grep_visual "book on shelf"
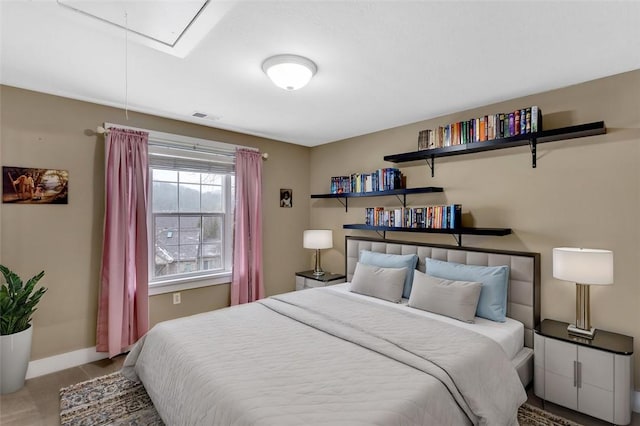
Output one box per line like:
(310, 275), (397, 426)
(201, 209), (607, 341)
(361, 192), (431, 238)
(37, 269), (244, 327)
(498, 113), (505, 138)
(531, 106), (541, 132)
(479, 119), (484, 142)
(330, 168), (405, 194)
(510, 113), (516, 136)
(418, 130), (429, 150)
(364, 204), (461, 230)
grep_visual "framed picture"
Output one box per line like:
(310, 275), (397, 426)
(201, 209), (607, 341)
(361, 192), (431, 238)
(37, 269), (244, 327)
(280, 188), (292, 208)
(2, 166), (69, 204)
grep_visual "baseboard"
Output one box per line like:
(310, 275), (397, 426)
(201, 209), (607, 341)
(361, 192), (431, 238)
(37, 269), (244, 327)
(635, 391), (640, 413)
(26, 347), (108, 379)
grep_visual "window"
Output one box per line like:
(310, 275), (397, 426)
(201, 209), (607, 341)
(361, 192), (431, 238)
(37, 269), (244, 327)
(151, 170), (233, 278)
(147, 140), (236, 292)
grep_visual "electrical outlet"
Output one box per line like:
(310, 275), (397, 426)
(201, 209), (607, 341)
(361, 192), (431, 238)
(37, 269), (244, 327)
(172, 292), (181, 305)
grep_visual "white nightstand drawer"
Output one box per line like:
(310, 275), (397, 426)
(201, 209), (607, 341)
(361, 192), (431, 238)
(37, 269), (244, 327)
(545, 370), (577, 410)
(579, 346), (613, 391)
(579, 382), (614, 421)
(545, 339), (576, 377)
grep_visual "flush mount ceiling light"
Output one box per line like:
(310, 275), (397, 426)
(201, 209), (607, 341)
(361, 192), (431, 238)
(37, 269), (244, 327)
(262, 54), (317, 91)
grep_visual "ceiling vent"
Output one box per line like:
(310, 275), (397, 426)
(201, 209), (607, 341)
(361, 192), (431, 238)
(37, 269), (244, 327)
(192, 112), (221, 121)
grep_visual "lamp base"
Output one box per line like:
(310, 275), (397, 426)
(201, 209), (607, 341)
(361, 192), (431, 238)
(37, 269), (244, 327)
(567, 324), (596, 339)
(312, 249), (324, 276)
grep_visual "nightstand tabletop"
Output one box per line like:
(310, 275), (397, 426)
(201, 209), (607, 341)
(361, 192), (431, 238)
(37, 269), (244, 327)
(295, 270), (346, 283)
(535, 319), (633, 355)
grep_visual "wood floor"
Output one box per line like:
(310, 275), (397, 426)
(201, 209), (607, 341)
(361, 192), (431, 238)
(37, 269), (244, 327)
(0, 356), (638, 425)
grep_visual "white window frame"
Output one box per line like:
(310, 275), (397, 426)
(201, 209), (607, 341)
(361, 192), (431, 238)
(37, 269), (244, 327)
(104, 123), (253, 296)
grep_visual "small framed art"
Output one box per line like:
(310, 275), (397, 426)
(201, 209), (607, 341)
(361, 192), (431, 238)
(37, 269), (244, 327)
(280, 188), (292, 208)
(2, 166), (69, 204)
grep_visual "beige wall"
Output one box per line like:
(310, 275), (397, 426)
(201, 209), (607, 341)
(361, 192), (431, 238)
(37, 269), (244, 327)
(0, 85), (310, 359)
(1, 71), (638, 390)
(310, 70), (640, 390)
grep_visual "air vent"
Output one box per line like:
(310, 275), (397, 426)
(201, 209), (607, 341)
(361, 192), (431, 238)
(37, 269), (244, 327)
(192, 112), (221, 121)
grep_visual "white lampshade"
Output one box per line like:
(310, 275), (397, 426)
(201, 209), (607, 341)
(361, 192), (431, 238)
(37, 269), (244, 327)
(553, 247), (614, 285)
(303, 230), (333, 250)
(262, 54), (317, 91)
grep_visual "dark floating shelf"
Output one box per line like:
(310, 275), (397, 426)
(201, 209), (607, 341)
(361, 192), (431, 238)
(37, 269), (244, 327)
(311, 186), (443, 198)
(311, 186), (443, 211)
(343, 224), (512, 246)
(383, 121), (606, 176)
(343, 224), (511, 235)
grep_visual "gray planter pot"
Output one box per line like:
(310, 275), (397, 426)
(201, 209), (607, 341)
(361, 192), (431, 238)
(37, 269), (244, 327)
(0, 325), (32, 394)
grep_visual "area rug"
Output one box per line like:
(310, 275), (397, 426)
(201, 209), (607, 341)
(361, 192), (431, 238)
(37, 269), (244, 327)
(60, 371), (582, 425)
(59, 372), (163, 426)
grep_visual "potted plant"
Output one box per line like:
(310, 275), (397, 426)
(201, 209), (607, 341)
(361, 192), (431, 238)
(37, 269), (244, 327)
(0, 265), (46, 394)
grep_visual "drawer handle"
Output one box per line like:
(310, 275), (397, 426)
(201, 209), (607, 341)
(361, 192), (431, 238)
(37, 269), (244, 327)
(577, 361), (582, 389)
(573, 361), (577, 387)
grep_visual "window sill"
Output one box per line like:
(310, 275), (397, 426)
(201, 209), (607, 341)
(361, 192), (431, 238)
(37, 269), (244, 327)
(148, 272), (232, 296)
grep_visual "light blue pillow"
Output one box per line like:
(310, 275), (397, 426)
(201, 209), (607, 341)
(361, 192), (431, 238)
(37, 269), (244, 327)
(359, 250), (418, 298)
(426, 258), (509, 322)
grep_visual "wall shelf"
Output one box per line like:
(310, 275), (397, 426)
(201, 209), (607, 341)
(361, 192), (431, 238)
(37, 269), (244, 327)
(343, 224), (512, 246)
(383, 121), (606, 176)
(311, 186), (443, 212)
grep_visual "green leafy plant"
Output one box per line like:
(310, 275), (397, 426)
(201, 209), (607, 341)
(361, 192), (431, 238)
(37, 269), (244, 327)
(0, 265), (47, 335)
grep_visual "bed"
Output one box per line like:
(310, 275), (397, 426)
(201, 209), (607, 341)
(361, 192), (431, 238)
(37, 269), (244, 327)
(123, 236), (540, 425)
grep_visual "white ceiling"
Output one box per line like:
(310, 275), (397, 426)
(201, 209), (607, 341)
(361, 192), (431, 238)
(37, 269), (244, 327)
(1, 1), (639, 147)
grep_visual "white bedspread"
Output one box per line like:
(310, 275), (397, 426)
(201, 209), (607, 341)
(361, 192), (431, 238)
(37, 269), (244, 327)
(123, 288), (526, 425)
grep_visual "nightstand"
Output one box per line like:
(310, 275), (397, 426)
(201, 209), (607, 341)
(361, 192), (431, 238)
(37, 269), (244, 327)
(534, 319), (634, 425)
(295, 270), (346, 291)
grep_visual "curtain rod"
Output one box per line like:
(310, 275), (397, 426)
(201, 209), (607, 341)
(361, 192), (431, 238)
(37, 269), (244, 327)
(96, 124), (269, 160)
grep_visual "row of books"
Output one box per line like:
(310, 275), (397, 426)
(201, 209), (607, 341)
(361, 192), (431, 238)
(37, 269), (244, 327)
(365, 204), (462, 229)
(417, 106), (542, 150)
(330, 168), (405, 194)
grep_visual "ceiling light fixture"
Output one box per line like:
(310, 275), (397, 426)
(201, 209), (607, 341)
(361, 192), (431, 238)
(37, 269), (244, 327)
(262, 54), (317, 91)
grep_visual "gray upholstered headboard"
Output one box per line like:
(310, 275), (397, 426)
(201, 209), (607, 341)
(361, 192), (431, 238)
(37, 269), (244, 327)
(345, 236), (541, 348)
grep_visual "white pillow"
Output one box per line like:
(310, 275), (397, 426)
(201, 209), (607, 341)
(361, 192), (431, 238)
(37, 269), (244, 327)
(349, 262), (406, 303)
(408, 269), (482, 323)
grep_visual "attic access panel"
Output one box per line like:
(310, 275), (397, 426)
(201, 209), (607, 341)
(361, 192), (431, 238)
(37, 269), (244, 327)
(57, 0), (208, 47)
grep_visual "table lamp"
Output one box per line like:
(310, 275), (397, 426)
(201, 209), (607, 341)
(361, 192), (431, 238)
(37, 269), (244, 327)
(303, 230), (333, 276)
(552, 247), (614, 339)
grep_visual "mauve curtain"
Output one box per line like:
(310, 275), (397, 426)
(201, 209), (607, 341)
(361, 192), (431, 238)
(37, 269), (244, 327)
(96, 128), (150, 357)
(231, 149), (264, 305)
